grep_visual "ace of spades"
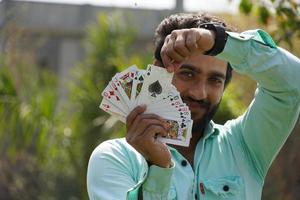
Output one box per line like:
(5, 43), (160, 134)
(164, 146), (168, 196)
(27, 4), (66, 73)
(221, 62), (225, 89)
(148, 80), (162, 97)
(136, 65), (173, 105)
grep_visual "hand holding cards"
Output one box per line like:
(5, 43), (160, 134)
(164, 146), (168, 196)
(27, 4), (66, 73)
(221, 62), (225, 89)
(100, 65), (193, 147)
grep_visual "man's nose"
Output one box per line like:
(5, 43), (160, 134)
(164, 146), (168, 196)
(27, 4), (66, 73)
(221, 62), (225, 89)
(188, 81), (208, 100)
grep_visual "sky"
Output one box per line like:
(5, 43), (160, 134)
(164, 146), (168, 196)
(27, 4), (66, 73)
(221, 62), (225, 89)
(8, 0), (241, 13)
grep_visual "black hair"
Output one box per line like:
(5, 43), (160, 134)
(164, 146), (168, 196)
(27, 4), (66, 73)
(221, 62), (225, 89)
(154, 13), (235, 86)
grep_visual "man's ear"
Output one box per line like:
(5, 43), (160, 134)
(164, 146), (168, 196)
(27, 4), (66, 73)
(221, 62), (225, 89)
(153, 59), (163, 67)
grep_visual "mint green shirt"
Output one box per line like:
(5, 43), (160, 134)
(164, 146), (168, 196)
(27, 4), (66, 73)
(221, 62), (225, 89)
(87, 30), (300, 200)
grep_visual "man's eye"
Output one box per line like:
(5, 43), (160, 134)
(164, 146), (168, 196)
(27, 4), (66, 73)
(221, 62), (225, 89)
(209, 77), (223, 84)
(180, 71), (194, 78)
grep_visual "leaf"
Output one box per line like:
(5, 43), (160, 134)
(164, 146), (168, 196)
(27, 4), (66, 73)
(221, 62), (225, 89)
(239, 0), (253, 14)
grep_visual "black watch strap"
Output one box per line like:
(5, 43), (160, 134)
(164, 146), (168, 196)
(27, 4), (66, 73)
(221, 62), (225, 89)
(199, 23), (228, 56)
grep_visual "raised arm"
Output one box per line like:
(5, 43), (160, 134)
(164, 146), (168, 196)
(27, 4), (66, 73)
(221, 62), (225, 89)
(217, 29), (300, 179)
(160, 27), (300, 180)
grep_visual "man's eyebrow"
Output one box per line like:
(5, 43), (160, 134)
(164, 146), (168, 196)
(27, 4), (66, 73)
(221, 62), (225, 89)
(180, 64), (226, 79)
(209, 71), (226, 80)
(180, 64), (200, 72)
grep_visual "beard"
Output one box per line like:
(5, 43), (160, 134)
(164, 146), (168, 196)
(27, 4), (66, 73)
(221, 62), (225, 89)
(191, 102), (220, 133)
(182, 96), (221, 133)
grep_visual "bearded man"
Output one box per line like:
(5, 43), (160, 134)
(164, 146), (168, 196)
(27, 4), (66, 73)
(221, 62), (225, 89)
(87, 13), (300, 200)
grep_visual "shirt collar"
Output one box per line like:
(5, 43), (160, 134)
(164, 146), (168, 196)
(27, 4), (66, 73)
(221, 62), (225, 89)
(203, 120), (219, 139)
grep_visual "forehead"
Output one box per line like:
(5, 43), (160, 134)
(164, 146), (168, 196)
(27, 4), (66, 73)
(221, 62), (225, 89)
(182, 54), (227, 75)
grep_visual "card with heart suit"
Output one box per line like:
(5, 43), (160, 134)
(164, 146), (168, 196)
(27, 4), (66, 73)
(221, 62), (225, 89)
(99, 64), (193, 147)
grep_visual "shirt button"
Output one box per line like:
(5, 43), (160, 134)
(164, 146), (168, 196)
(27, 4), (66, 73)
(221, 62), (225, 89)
(181, 160), (187, 166)
(223, 185), (229, 192)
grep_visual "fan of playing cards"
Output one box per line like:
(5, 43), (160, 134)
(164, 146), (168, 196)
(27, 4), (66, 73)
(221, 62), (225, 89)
(100, 64), (193, 147)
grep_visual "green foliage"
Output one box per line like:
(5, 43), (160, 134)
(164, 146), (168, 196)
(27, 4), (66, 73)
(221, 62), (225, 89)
(257, 6), (270, 24)
(0, 10), (259, 200)
(0, 51), (72, 199)
(0, 12), (150, 199)
(66, 13), (150, 199)
(213, 75), (251, 124)
(238, 0), (300, 46)
(0, 58), (59, 160)
(239, 0), (253, 14)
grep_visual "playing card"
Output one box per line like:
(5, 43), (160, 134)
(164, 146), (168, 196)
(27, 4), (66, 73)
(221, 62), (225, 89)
(129, 69), (145, 110)
(157, 119), (193, 147)
(113, 65), (138, 101)
(136, 65), (173, 106)
(100, 98), (125, 116)
(102, 81), (128, 114)
(99, 64), (193, 147)
(99, 99), (126, 123)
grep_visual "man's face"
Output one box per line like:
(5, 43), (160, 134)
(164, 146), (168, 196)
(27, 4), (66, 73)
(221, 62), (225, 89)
(155, 54), (227, 131)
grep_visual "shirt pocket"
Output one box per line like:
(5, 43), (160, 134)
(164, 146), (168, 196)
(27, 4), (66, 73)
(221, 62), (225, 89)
(201, 176), (244, 200)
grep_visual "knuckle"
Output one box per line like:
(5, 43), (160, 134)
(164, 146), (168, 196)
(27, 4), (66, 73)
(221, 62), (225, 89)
(165, 47), (173, 55)
(170, 31), (178, 37)
(174, 41), (184, 50)
(150, 124), (162, 131)
(160, 48), (167, 56)
(186, 41), (196, 50)
(141, 118), (150, 126)
(150, 114), (160, 119)
(165, 34), (171, 40)
(135, 115), (142, 123)
(154, 115), (164, 122)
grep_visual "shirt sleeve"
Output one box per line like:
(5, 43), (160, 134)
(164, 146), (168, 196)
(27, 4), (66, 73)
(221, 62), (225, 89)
(86, 139), (174, 200)
(217, 30), (300, 180)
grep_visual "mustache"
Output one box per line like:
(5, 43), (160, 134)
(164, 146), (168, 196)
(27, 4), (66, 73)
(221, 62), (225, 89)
(182, 97), (211, 109)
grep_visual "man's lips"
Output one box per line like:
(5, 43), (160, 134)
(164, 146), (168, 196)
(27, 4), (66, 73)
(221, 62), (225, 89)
(183, 98), (210, 110)
(186, 101), (201, 108)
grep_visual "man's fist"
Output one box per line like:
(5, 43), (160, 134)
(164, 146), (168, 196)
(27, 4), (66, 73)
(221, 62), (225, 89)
(161, 28), (216, 72)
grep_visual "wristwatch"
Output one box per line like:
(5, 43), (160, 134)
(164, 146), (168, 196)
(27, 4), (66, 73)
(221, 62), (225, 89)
(199, 23), (228, 56)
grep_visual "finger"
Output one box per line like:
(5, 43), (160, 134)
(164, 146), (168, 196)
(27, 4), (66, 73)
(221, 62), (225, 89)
(186, 29), (199, 52)
(134, 118), (168, 137)
(165, 35), (185, 63)
(126, 105), (146, 127)
(127, 113), (167, 139)
(161, 39), (174, 72)
(131, 113), (167, 133)
(128, 124), (167, 151)
(142, 124), (168, 141)
(174, 33), (191, 57)
(173, 61), (182, 71)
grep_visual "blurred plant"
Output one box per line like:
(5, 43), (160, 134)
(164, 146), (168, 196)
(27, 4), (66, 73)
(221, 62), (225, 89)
(66, 12), (151, 199)
(238, 0), (300, 46)
(0, 8), (264, 200)
(214, 72), (255, 124)
(0, 24), (72, 199)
